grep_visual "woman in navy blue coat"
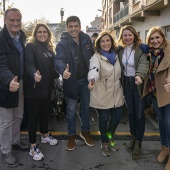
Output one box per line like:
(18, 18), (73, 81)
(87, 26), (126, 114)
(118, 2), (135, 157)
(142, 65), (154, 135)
(24, 23), (58, 161)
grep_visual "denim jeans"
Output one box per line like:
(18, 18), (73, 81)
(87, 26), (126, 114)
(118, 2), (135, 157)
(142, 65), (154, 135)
(65, 77), (90, 135)
(124, 77), (145, 142)
(97, 107), (122, 143)
(150, 96), (170, 149)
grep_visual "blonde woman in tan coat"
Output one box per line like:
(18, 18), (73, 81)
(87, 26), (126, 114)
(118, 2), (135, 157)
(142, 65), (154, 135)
(143, 27), (170, 170)
(88, 31), (124, 157)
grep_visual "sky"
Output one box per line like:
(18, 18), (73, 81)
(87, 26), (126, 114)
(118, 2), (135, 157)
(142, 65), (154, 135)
(1, 0), (102, 32)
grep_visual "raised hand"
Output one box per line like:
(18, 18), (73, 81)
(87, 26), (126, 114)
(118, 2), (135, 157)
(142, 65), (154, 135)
(9, 76), (19, 92)
(63, 64), (71, 79)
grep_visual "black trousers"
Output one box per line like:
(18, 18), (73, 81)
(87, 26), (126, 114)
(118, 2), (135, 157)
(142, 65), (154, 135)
(27, 98), (50, 144)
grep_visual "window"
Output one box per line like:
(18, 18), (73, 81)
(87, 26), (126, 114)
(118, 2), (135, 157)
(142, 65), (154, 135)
(109, 8), (112, 23)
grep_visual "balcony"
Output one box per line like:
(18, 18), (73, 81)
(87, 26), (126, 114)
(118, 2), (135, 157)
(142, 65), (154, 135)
(131, 0), (168, 19)
(113, 0), (126, 2)
(113, 3), (129, 23)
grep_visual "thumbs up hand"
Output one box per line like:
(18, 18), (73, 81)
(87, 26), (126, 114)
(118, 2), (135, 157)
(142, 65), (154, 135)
(34, 70), (42, 82)
(63, 64), (71, 79)
(9, 76), (19, 92)
(88, 79), (95, 91)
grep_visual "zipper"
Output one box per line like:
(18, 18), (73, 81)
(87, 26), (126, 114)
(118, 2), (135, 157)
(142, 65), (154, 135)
(105, 79), (108, 91)
(139, 98), (142, 118)
(113, 66), (116, 108)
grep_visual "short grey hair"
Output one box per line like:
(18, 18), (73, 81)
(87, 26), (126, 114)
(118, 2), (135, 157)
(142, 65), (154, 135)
(4, 8), (22, 18)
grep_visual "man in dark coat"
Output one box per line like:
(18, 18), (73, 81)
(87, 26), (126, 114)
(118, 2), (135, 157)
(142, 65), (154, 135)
(0, 8), (29, 168)
(55, 16), (95, 151)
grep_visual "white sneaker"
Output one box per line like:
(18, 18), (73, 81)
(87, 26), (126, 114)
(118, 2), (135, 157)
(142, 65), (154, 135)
(41, 133), (58, 145)
(29, 144), (44, 161)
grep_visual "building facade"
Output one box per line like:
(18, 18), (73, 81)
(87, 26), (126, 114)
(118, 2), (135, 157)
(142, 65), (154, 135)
(86, 15), (102, 37)
(101, 0), (170, 42)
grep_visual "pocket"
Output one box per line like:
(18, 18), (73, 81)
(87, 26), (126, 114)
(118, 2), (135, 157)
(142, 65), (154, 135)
(0, 90), (8, 103)
(0, 90), (18, 107)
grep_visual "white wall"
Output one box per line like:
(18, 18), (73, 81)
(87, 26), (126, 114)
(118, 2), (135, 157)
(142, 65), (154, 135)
(132, 5), (170, 42)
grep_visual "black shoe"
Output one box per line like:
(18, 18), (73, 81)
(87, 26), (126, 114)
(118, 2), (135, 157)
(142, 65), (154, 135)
(3, 151), (18, 168)
(12, 141), (29, 150)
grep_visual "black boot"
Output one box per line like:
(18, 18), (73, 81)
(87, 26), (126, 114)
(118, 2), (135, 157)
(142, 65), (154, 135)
(126, 135), (136, 151)
(132, 141), (141, 159)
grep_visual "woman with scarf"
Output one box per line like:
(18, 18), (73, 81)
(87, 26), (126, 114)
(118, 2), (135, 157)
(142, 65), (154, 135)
(88, 31), (124, 157)
(117, 25), (149, 159)
(143, 27), (170, 170)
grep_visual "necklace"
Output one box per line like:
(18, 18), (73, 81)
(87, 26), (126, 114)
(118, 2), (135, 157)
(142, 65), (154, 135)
(125, 46), (133, 65)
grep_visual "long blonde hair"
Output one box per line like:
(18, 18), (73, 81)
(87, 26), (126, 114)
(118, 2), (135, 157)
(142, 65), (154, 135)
(117, 25), (142, 49)
(146, 26), (168, 48)
(27, 23), (56, 53)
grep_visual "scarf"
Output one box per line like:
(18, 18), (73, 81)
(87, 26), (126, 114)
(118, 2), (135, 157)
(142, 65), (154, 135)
(101, 49), (116, 65)
(148, 48), (164, 96)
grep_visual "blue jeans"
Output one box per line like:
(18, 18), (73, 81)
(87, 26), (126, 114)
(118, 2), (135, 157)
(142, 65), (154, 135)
(97, 107), (122, 143)
(124, 77), (145, 142)
(150, 96), (170, 149)
(65, 77), (90, 135)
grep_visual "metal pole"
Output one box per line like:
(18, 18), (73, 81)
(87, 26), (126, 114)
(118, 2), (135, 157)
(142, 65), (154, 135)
(3, 0), (6, 12)
(60, 8), (64, 22)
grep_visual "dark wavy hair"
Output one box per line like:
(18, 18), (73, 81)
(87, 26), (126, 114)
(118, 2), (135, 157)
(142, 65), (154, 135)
(95, 31), (117, 54)
(66, 16), (81, 27)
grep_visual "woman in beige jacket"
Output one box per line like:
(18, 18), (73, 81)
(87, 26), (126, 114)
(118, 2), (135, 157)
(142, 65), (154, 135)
(143, 27), (170, 170)
(88, 31), (124, 157)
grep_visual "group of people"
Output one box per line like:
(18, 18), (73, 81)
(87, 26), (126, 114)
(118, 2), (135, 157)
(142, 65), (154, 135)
(0, 7), (170, 170)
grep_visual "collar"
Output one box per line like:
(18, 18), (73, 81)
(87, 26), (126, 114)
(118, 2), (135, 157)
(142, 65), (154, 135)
(126, 43), (134, 49)
(9, 31), (21, 41)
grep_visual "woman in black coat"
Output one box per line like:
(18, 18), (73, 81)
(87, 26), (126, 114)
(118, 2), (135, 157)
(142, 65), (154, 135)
(25, 23), (58, 161)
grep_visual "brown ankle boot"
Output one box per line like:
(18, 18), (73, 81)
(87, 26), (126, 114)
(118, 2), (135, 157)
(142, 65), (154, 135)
(132, 141), (141, 159)
(157, 146), (169, 164)
(165, 156), (170, 170)
(126, 135), (136, 151)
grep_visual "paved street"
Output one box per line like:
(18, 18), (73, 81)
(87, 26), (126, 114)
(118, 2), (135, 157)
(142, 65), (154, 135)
(0, 108), (165, 170)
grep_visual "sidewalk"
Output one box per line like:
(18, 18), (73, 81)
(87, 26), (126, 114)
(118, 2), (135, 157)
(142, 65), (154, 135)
(0, 137), (164, 170)
(0, 107), (162, 170)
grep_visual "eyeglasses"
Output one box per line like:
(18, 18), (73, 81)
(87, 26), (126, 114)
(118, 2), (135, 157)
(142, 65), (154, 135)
(37, 31), (48, 34)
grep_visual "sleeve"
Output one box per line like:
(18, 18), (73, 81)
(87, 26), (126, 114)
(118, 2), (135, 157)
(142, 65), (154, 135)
(0, 38), (14, 89)
(135, 51), (149, 79)
(166, 66), (170, 82)
(88, 54), (100, 81)
(25, 43), (37, 80)
(165, 45), (170, 82)
(54, 42), (67, 76)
